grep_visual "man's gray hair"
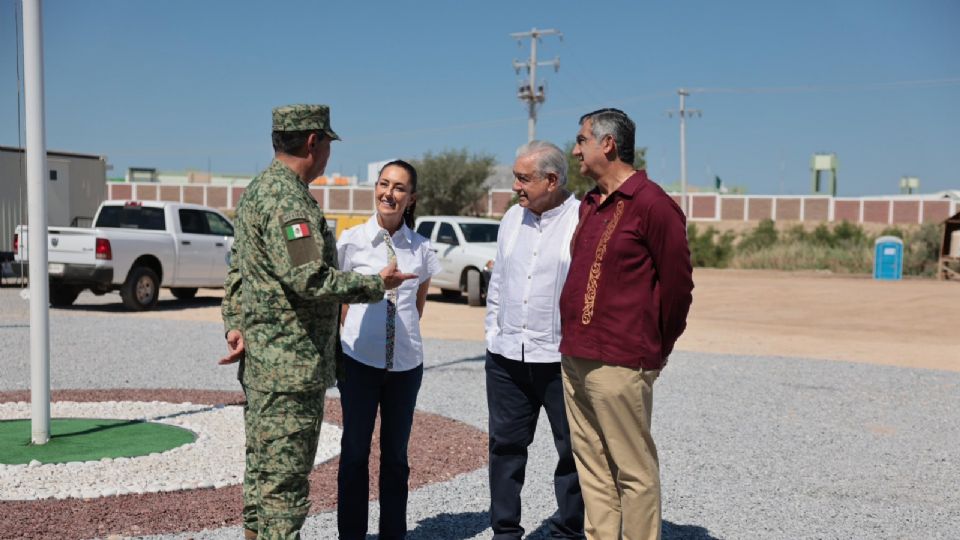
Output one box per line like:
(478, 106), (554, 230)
(579, 108), (635, 165)
(515, 140), (568, 186)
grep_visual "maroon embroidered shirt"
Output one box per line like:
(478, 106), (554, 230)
(559, 170), (694, 370)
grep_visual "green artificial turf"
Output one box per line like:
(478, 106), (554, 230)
(0, 418), (196, 465)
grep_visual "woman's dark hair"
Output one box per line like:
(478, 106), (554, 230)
(378, 159), (418, 229)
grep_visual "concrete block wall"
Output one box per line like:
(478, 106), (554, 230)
(106, 182), (958, 226)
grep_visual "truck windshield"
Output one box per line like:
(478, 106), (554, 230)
(95, 206), (166, 230)
(457, 223), (499, 243)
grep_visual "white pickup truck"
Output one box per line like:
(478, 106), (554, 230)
(14, 200), (234, 310)
(414, 215), (499, 306)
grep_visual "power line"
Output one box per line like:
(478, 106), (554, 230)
(348, 115), (527, 144)
(100, 75), (959, 164)
(347, 92), (676, 145)
(550, 56), (603, 108)
(347, 76), (957, 143)
(688, 77), (960, 95)
(544, 91), (676, 117)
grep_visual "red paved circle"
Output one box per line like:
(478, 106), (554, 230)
(0, 389), (487, 540)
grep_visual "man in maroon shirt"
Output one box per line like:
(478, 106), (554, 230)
(559, 108), (694, 540)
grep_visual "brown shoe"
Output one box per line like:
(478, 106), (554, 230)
(243, 528), (257, 540)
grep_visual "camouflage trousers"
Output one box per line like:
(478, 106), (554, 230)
(243, 386), (325, 540)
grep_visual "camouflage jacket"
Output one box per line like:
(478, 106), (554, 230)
(222, 159), (384, 392)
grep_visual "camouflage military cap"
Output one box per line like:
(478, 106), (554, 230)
(272, 104), (341, 140)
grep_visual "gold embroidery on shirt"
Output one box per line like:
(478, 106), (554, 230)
(581, 200), (625, 325)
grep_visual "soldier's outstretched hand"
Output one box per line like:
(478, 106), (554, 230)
(379, 260), (418, 290)
(219, 329), (245, 365)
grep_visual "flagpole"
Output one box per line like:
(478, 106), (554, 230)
(24, 0), (51, 444)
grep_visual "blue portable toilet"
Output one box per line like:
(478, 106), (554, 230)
(873, 236), (903, 280)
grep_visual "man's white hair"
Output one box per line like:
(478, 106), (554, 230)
(516, 140), (568, 186)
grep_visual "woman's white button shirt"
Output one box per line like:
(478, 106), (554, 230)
(338, 216), (441, 371)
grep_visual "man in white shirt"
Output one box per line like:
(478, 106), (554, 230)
(485, 140), (584, 539)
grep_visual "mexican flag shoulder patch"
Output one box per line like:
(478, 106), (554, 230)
(285, 222), (311, 240)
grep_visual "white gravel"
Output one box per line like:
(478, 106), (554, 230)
(0, 400), (341, 501)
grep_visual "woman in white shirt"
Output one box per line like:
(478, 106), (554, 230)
(336, 159), (440, 540)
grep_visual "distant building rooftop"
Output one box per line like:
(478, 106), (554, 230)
(122, 167), (358, 187)
(0, 145), (104, 161)
(865, 190), (960, 200)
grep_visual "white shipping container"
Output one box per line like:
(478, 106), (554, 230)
(0, 146), (107, 255)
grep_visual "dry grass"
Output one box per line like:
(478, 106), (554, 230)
(690, 220), (942, 276)
(731, 243), (873, 273)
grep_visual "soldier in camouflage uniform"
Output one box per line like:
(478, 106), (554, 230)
(220, 104), (417, 540)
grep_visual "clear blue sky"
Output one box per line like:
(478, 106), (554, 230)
(1, 0), (958, 196)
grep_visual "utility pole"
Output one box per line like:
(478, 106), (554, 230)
(510, 27), (561, 142)
(667, 89), (701, 215)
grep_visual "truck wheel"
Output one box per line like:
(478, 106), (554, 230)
(121, 266), (160, 311)
(49, 284), (80, 307)
(170, 287), (198, 300)
(466, 269), (484, 307)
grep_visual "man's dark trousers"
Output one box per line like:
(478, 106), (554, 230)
(486, 350), (585, 539)
(337, 354), (423, 540)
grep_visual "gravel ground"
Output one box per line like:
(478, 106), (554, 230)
(1, 288), (959, 539)
(0, 401), (341, 500)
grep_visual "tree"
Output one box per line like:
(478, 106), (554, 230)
(412, 149), (496, 216)
(563, 142), (647, 198)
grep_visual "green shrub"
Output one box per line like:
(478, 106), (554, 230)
(832, 220), (868, 247)
(783, 224), (809, 243)
(803, 221), (870, 248)
(686, 219), (942, 277)
(902, 223), (942, 277)
(878, 226), (904, 239)
(688, 224), (735, 268)
(737, 218), (778, 253)
(810, 223), (833, 246)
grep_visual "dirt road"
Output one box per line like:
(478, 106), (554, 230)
(54, 269), (960, 372)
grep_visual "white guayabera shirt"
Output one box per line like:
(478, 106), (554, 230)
(338, 216), (441, 372)
(485, 194), (580, 363)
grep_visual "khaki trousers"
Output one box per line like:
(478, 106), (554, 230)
(561, 355), (661, 540)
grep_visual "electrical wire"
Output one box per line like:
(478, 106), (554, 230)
(348, 77), (958, 142)
(687, 77), (960, 95)
(348, 115), (526, 144)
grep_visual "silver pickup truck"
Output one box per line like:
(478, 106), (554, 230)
(14, 200), (234, 310)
